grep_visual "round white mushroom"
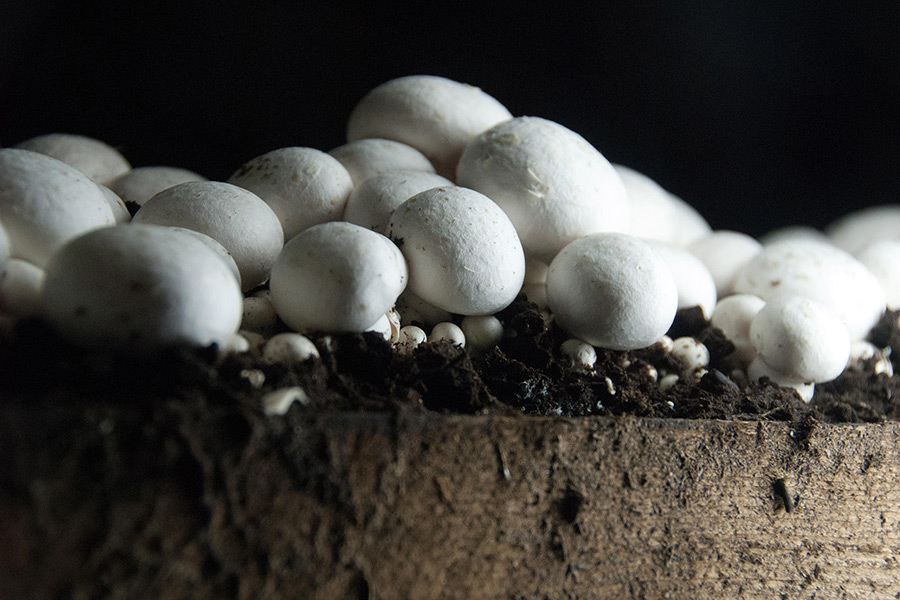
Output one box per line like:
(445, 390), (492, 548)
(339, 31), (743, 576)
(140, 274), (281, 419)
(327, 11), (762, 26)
(15, 133), (131, 184)
(733, 238), (885, 341)
(456, 116), (629, 263)
(644, 240), (717, 319)
(670, 337), (710, 377)
(389, 185), (525, 315)
(687, 230), (762, 297)
(96, 185), (132, 224)
(825, 204), (900, 255)
(710, 294), (766, 365)
(346, 75), (512, 178)
(397, 325), (427, 354)
(395, 289), (452, 328)
(460, 315), (504, 350)
(328, 138), (436, 185)
(0, 258), (44, 318)
(241, 296), (279, 337)
(560, 338), (597, 370)
(0, 149), (116, 267)
(228, 147), (353, 241)
(854, 240), (900, 310)
(41, 224), (243, 350)
(107, 166), (207, 208)
(758, 225), (828, 246)
(546, 233), (678, 350)
(750, 296), (850, 383)
(430, 322), (466, 347)
(262, 332), (320, 364)
(133, 181), (284, 290)
(614, 164), (710, 246)
(269, 221), (407, 333)
(343, 170), (452, 235)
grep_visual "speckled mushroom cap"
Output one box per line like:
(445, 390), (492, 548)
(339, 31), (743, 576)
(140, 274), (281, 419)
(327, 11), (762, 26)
(388, 185), (525, 316)
(343, 170), (452, 235)
(41, 224), (243, 351)
(0, 149), (117, 267)
(346, 75), (512, 178)
(133, 181), (284, 291)
(228, 147), (353, 241)
(15, 133), (131, 185)
(547, 233), (678, 350)
(328, 138), (436, 185)
(456, 116), (629, 263)
(733, 238), (885, 341)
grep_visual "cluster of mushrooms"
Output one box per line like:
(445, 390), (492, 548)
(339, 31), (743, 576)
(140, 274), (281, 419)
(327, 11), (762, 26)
(0, 75), (897, 405)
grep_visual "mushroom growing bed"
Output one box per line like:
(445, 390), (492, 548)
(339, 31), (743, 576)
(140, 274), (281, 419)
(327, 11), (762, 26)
(3, 75), (900, 599)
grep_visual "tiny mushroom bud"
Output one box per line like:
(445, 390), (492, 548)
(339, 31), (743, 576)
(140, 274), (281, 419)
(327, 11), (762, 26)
(0, 258), (44, 317)
(107, 166), (207, 208)
(239, 330), (267, 355)
(546, 233), (678, 350)
(560, 338), (597, 370)
(748, 357), (815, 403)
(750, 296), (850, 383)
(328, 138), (436, 185)
(710, 294), (766, 365)
(41, 224), (243, 351)
(389, 185), (525, 315)
(241, 296), (279, 337)
(269, 222), (407, 333)
(733, 238), (885, 341)
(262, 386), (310, 416)
(460, 315), (504, 349)
(687, 230), (762, 297)
(846, 340), (894, 376)
(670, 337), (710, 376)
(0, 149), (116, 267)
(15, 133), (130, 185)
(228, 147), (353, 241)
(397, 325), (427, 354)
(659, 373), (680, 392)
(430, 322), (466, 347)
(262, 332), (320, 364)
(218, 333), (251, 358)
(133, 181), (284, 290)
(343, 170), (452, 235)
(614, 164), (710, 247)
(456, 116), (629, 263)
(347, 75), (512, 178)
(644, 240), (717, 319)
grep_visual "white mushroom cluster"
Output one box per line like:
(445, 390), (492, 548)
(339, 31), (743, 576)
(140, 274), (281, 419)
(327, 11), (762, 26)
(3, 75), (897, 409)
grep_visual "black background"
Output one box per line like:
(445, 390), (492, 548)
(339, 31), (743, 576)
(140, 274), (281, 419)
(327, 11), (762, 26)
(2, 1), (899, 238)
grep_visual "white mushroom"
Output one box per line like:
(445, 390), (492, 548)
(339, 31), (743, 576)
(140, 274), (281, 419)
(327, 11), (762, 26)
(261, 387), (310, 416)
(397, 325), (427, 354)
(759, 225), (828, 246)
(846, 340), (893, 376)
(460, 315), (504, 350)
(748, 357), (815, 403)
(40, 224), (243, 350)
(687, 231), (762, 297)
(560, 338), (597, 370)
(644, 240), (717, 319)
(389, 185), (525, 315)
(228, 147), (353, 241)
(395, 289), (452, 328)
(825, 204), (900, 255)
(346, 75), (512, 178)
(670, 337), (710, 377)
(854, 240), (900, 310)
(0, 149), (116, 267)
(107, 166), (207, 208)
(15, 133), (130, 184)
(328, 138), (436, 185)
(343, 170), (452, 235)
(750, 296), (850, 383)
(456, 116), (629, 263)
(710, 294), (766, 365)
(262, 332), (320, 364)
(733, 238), (885, 341)
(546, 233), (678, 350)
(430, 322), (466, 347)
(0, 258), (44, 318)
(96, 185), (132, 224)
(241, 296), (279, 337)
(133, 181), (284, 290)
(269, 221), (407, 333)
(614, 164), (710, 246)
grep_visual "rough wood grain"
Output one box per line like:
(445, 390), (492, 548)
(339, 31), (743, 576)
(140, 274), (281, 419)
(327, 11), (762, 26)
(2, 404), (900, 599)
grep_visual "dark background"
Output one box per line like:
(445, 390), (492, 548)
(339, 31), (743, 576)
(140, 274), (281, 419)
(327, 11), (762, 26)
(2, 1), (899, 238)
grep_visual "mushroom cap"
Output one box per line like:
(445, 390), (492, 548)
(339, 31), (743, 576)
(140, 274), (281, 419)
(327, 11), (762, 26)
(854, 239), (900, 310)
(750, 296), (850, 383)
(644, 240), (717, 320)
(41, 224), (243, 350)
(0, 258), (44, 317)
(546, 233), (678, 350)
(825, 204), (900, 255)
(388, 185), (525, 316)
(328, 138), (436, 185)
(456, 116), (629, 263)
(0, 149), (117, 267)
(747, 356), (815, 402)
(710, 294), (766, 365)
(269, 221), (408, 333)
(733, 238), (885, 341)
(343, 170), (452, 235)
(15, 133), (131, 185)
(687, 230), (762, 297)
(228, 147), (353, 241)
(133, 181), (284, 291)
(347, 75), (512, 178)
(614, 164), (710, 246)
(107, 166), (207, 208)
(95, 184), (132, 224)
